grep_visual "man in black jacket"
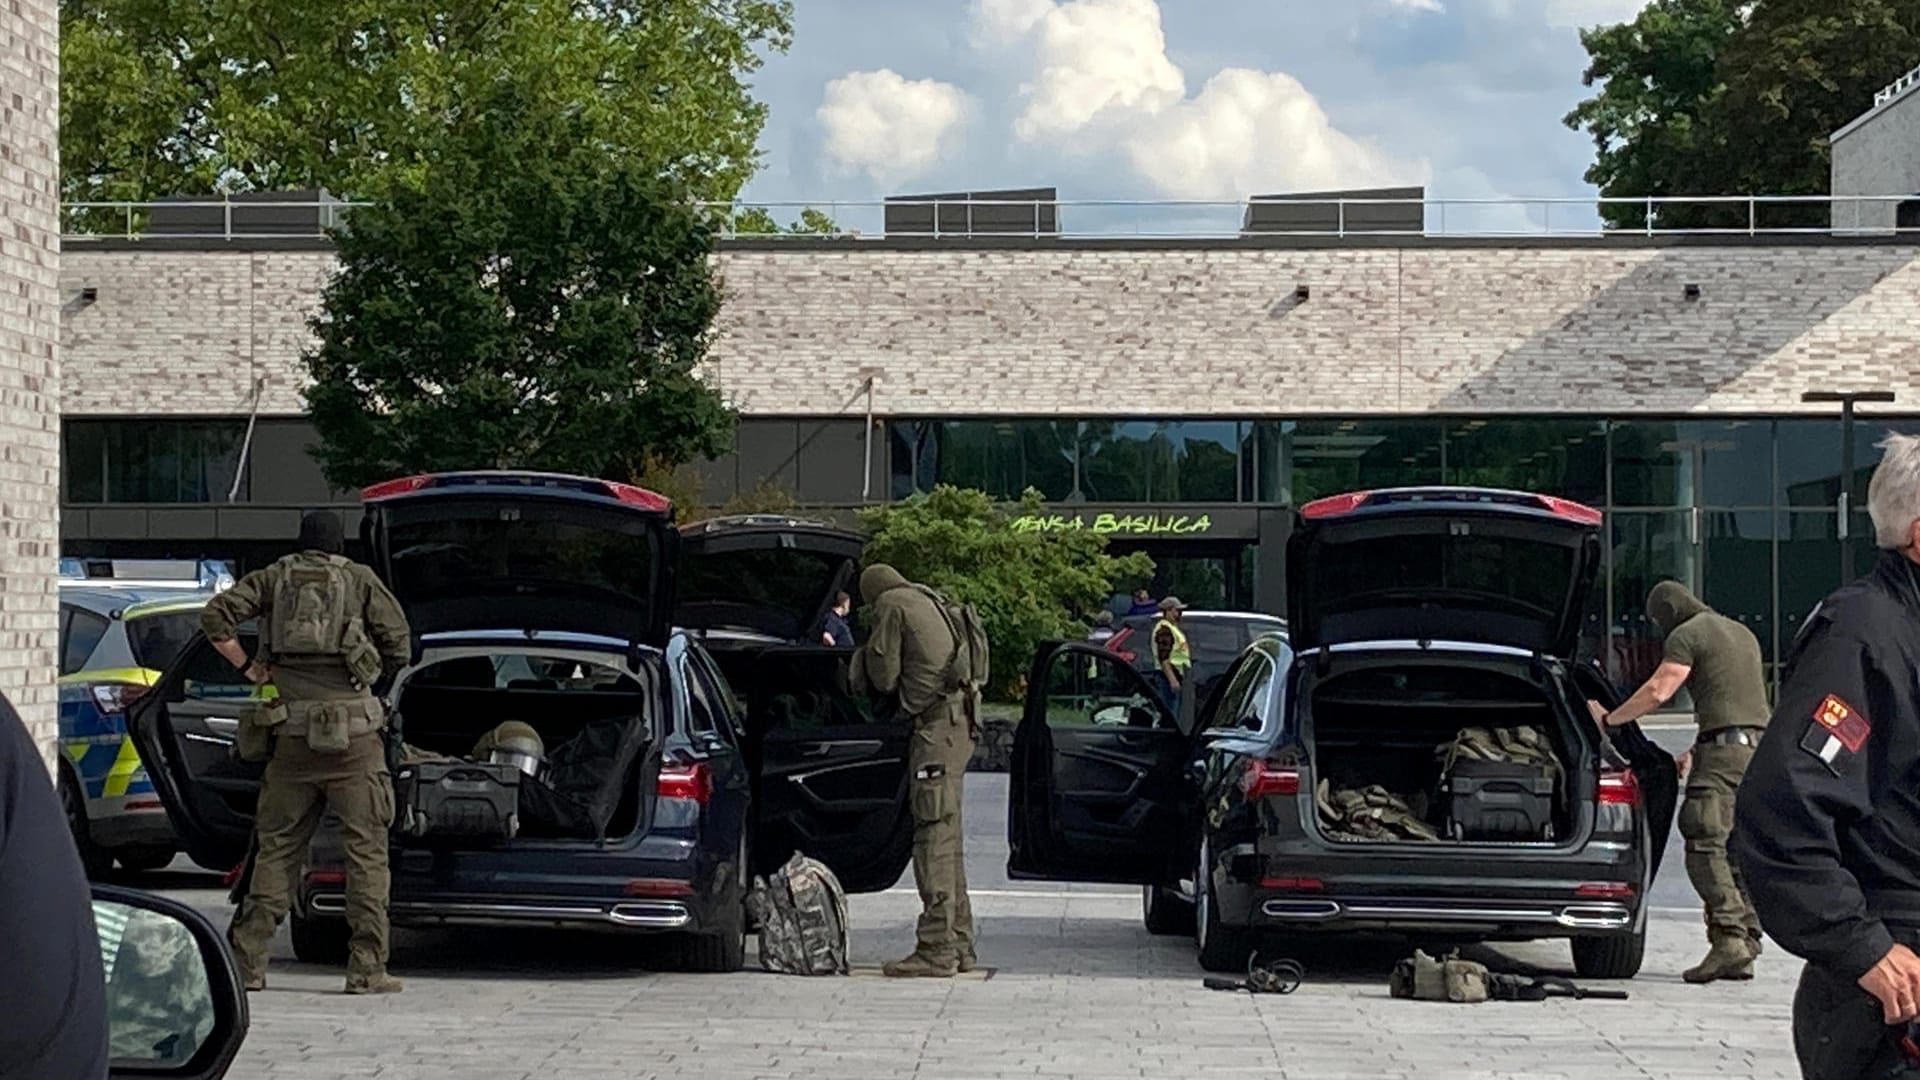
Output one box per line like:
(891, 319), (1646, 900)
(1733, 432), (1920, 1080)
(0, 695), (110, 1078)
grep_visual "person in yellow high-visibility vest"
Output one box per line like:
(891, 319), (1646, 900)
(1148, 597), (1191, 710)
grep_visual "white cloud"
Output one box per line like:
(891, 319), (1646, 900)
(816, 69), (972, 182)
(974, 0), (1184, 141)
(1127, 69), (1426, 200)
(1388, 0), (1446, 12)
(970, 0), (1426, 198)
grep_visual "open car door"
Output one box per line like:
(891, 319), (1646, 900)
(1575, 660), (1680, 884)
(1007, 642), (1190, 884)
(715, 646), (914, 894)
(125, 629), (267, 873)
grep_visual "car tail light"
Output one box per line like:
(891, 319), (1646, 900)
(1243, 760), (1301, 799)
(1598, 770), (1639, 806)
(624, 878), (696, 898)
(657, 762), (712, 804)
(304, 870), (346, 886)
(1537, 495), (1604, 526)
(360, 474), (432, 500)
(1259, 876), (1324, 891)
(1575, 881), (1636, 900)
(1299, 491), (1372, 519)
(90, 682), (150, 714)
(603, 481), (672, 512)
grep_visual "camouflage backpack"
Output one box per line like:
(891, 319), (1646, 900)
(910, 584), (990, 701)
(746, 852), (850, 976)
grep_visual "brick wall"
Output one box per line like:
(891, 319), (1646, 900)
(60, 242), (1920, 418)
(1, 0), (61, 770)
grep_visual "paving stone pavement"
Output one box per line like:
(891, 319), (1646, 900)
(169, 885), (1797, 1080)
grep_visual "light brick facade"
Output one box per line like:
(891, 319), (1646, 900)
(1, 0), (61, 769)
(59, 240), (1920, 418)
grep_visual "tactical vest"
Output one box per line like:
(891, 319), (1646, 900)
(265, 552), (384, 689)
(1154, 619), (1192, 672)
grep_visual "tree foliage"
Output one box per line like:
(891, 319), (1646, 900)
(60, 0), (794, 205)
(731, 206), (841, 236)
(1563, 0), (1747, 230)
(1566, 0), (1920, 231)
(301, 79), (734, 491)
(856, 486), (1155, 700)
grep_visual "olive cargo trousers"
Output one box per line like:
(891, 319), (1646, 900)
(229, 727), (394, 982)
(909, 697), (977, 963)
(1678, 739), (1761, 942)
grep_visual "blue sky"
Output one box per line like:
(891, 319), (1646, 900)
(735, 0), (1651, 233)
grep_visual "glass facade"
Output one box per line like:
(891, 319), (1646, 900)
(891, 414), (1920, 696)
(64, 419), (251, 503)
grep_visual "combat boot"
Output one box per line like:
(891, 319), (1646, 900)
(242, 974), (265, 993)
(1747, 929), (1765, 959)
(882, 951), (958, 978)
(344, 972), (405, 995)
(1683, 933), (1755, 984)
(956, 948), (977, 974)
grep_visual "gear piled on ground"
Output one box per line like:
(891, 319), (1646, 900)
(1315, 779), (1442, 842)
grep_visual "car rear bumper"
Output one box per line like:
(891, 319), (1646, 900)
(1249, 893), (1635, 934)
(88, 802), (176, 851)
(1215, 839), (1647, 940)
(303, 891), (699, 931)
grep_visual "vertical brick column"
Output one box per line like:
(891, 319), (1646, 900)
(0, 0), (62, 772)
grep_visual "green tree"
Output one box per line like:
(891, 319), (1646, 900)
(60, 0), (793, 207)
(730, 206), (842, 236)
(1712, 0), (1920, 227)
(1567, 0), (1920, 231)
(1563, 0), (1747, 231)
(301, 79), (734, 491)
(856, 486), (1155, 700)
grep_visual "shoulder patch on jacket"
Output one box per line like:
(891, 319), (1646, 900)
(1801, 694), (1870, 770)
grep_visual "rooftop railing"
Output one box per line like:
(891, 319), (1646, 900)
(57, 193), (1920, 242)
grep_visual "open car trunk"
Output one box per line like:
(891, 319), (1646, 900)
(1305, 658), (1595, 847)
(391, 649), (660, 843)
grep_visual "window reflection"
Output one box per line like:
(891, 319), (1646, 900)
(64, 420), (249, 504)
(1610, 420), (1773, 508)
(1279, 420), (1442, 505)
(1077, 421), (1239, 502)
(1444, 418), (1606, 503)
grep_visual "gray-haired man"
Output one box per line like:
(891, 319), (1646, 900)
(1734, 432), (1920, 1079)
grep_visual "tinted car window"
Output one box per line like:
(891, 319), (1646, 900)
(61, 608), (111, 675)
(385, 511), (658, 611)
(1313, 532), (1575, 622)
(1205, 653), (1274, 733)
(677, 548), (845, 640)
(125, 610), (204, 671)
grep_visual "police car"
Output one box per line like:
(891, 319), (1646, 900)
(57, 559), (237, 877)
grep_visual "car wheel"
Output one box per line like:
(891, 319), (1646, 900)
(114, 846), (176, 873)
(1194, 835), (1253, 974)
(59, 767), (113, 880)
(1571, 930), (1645, 980)
(1142, 884), (1195, 936)
(290, 912), (351, 966)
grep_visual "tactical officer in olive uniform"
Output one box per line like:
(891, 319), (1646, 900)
(203, 511), (412, 995)
(850, 564), (977, 978)
(1592, 580), (1770, 983)
(1734, 434), (1920, 1080)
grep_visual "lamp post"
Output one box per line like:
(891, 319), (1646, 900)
(1803, 389), (1897, 580)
